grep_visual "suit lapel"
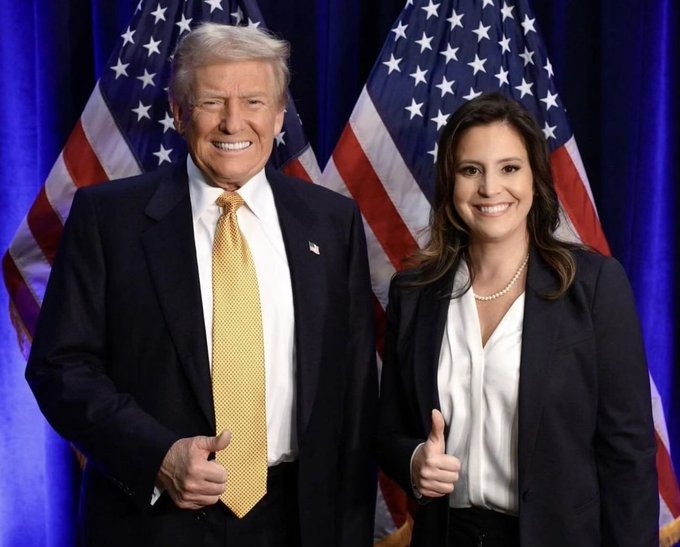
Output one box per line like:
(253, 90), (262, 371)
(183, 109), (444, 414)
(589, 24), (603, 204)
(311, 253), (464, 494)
(141, 165), (215, 430)
(517, 250), (563, 483)
(267, 170), (326, 437)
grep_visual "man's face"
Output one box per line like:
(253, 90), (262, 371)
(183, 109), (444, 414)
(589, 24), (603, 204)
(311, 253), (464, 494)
(172, 60), (285, 190)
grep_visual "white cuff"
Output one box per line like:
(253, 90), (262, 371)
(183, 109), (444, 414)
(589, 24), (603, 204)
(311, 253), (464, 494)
(409, 442), (426, 499)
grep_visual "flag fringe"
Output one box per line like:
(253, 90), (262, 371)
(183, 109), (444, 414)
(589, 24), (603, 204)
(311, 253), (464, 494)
(661, 516), (680, 547)
(69, 443), (87, 470)
(374, 515), (412, 547)
(8, 298), (32, 360)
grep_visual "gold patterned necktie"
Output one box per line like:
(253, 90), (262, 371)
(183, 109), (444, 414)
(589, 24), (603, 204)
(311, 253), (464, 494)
(211, 191), (267, 517)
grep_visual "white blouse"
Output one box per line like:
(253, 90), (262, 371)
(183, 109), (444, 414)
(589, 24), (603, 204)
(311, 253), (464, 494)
(437, 264), (524, 515)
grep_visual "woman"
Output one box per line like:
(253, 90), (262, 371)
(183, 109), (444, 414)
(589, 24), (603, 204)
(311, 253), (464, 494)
(376, 93), (658, 546)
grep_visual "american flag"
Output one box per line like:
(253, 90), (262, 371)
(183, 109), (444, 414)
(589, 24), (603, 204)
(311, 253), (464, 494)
(1, 0), (320, 358)
(318, 0), (680, 544)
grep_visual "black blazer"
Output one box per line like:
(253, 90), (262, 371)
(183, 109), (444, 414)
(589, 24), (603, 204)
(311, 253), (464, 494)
(26, 162), (378, 547)
(377, 249), (658, 547)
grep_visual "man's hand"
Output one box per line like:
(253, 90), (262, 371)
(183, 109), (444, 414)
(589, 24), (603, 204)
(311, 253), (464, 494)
(157, 430), (230, 510)
(411, 409), (461, 498)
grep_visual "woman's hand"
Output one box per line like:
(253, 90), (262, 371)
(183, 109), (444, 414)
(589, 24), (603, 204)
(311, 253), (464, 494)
(411, 409), (461, 498)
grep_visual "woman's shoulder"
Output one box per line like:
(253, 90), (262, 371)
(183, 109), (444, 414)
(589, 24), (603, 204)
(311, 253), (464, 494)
(387, 268), (424, 304)
(568, 248), (629, 288)
(390, 265), (455, 292)
(571, 248), (623, 271)
(388, 265), (458, 312)
(391, 266), (423, 286)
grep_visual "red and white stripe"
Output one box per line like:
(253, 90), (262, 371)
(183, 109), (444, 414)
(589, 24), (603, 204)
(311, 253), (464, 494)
(3, 83), (137, 353)
(652, 377), (680, 528)
(283, 145), (322, 183)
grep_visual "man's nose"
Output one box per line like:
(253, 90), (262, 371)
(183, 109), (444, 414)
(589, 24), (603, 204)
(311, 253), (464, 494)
(219, 101), (245, 133)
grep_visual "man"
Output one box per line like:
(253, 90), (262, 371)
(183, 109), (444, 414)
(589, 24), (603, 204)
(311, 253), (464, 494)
(26, 23), (377, 547)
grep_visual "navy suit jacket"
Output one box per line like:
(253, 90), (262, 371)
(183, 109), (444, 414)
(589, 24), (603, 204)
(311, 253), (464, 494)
(26, 162), (377, 546)
(377, 249), (658, 547)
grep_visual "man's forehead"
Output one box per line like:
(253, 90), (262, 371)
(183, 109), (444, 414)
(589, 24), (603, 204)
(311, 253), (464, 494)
(194, 58), (275, 73)
(193, 61), (275, 82)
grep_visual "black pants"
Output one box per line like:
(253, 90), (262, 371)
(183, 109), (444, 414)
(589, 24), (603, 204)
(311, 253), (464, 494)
(204, 462), (300, 547)
(448, 507), (520, 547)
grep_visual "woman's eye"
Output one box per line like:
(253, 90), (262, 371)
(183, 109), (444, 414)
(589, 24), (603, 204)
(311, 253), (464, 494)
(502, 164), (520, 173)
(460, 166), (479, 176)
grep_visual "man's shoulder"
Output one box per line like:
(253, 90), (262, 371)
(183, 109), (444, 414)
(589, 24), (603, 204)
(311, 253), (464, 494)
(79, 162), (185, 201)
(266, 168), (355, 210)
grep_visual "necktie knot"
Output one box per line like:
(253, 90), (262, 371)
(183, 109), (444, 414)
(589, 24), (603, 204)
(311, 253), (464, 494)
(216, 191), (244, 214)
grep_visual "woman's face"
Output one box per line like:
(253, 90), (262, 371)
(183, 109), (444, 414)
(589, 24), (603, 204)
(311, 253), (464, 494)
(452, 121), (534, 247)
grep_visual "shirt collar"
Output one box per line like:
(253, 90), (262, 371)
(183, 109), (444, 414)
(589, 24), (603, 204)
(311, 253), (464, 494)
(186, 155), (270, 221)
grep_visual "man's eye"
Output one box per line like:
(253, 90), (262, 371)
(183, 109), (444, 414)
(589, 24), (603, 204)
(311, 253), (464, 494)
(199, 100), (222, 110)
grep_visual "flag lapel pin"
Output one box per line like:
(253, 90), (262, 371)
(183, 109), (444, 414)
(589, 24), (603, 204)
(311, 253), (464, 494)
(308, 241), (320, 255)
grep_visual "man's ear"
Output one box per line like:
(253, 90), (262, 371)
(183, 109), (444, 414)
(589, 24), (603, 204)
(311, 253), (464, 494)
(274, 106), (285, 136)
(170, 100), (186, 135)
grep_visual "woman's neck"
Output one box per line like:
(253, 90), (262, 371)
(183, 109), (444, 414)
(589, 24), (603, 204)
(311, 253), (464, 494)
(468, 238), (530, 285)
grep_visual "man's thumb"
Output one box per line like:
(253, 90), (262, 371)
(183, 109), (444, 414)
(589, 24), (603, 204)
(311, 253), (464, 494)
(427, 409), (446, 451)
(200, 430), (231, 453)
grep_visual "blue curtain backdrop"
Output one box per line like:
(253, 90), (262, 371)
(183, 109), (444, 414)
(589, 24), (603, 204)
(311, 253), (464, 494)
(0, 0), (677, 544)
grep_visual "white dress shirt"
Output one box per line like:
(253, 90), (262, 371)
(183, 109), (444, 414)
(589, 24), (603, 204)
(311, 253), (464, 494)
(188, 157), (297, 465)
(437, 263), (524, 515)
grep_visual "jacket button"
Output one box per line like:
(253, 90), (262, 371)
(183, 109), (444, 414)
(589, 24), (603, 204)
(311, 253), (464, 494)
(522, 489), (535, 502)
(194, 510), (207, 521)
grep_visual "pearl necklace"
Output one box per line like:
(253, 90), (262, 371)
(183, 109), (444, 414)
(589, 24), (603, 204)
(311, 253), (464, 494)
(473, 254), (529, 301)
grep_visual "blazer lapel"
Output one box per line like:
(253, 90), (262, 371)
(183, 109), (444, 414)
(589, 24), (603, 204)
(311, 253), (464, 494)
(517, 250), (564, 483)
(411, 271), (454, 434)
(141, 165), (215, 430)
(267, 170), (326, 437)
